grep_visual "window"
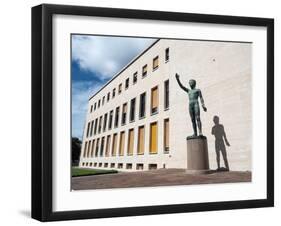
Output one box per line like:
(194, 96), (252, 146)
(94, 162), (97, 167)
(165, 48), (169, 61)
(126, 163), (133, 169)
(100, 137), (105, 156)
(107, 92), (110, 102)
(150, 122), (158, 154)
(90, 105), (93, 113)
(127, 129), (134, 155)
(149, 164), (157, 170)
(98, 116), (103, 134)
(83, 141), (88, 157)
(118, 163), (123, 169)
(105, 135), (111, 157)
(90, 139), (95, 157)
(103, 113), (108, 132)
(110, 163), (115, 168)
(136, 163), (144, 170)
(112, 88), (116, 98)
(104, 163), (108, 168)
(125, 78), (129, 89)
(137, 126), (145, 154)
(94, 102), (97, 110)
(95, 138), (100, 156)
(94, 118), (98, 135)
(90, 120), (94, 137)
(133, 72), (138, 84)
(118, 83), (122, 94)
(139, 92), (146, 118)
(129, 98), (136, 122)
(102, 96), (105, 105)
(164, 118), (170, 152)
(114, 107), (120, 128)
(121, 103), (127, 125)
(112, 133), (118, 156)
(98, 99), (101, 108)
(151, 87), (159, 114)
(108, 110), (113, 130)
(153, 56), (159, 70)
(142, 64), (147, 77)
(119, 131), (125, 156)
(99, 163), (102, 167)
(86, 122), (90, 137)
(87, 140), (92, 157)
(164, 80), (169, 109)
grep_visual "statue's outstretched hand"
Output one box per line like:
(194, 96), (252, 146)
(175, 73), (179, 79)
(203, 106), (207, 112)
(225, 140), (230, 146)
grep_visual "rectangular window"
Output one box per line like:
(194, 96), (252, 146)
(127, 129), (134, 155)
(121, 103), (127, 125)
(107, 92), (110, 102)
(87, 140), (92, 157)
(98, 116), (102, 133)
(165, 48), (169, 61)
(164, 118), (170, 152)
(125, 78), (129, 89)
(142, 64), (147, 77)
(119, 131), (125, 156)
(102, 96), (105, 105)
(98, 99), (101, 108)
(112, 88), (116, 98)
(118, 163), (123, 169)
(103, 113), (108, 132)
(94, 102), (97, 110)
(137, 126), (145, 154)
(136, 163), (144, 170)
(150, 122), (158, 154)
(105, 135), (111, 157)
(112, 133), (118, 156)
(118, 83), (122, 94)
(151, 86), (159, 114)
(90, 139), (95, 157)
(90, 120), (94, 137)
(126, 163), (133, 169)
(86, 122), (90, 137)
(110, 163), (115, 168)
(94, 118), (98, 135)
(130, 98), (136, 122)
(100, 137), (105, 156)
(164, 80), (169, 109)
(95, 138), (100, 157)
(133, 72), (138, 84)
(90, 105), (93, 113)
(108, 110), (113, 130)
(153, 56), (159, 70)
(83, 141), (88, 157)
(149, 164), (157, 170)
(139, 92), (146, 118)
(114, 107), (120, 128)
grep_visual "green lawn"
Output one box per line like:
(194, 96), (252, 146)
(72, 167), (118, 177)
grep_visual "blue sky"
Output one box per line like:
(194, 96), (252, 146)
(72, 35), (156, 140)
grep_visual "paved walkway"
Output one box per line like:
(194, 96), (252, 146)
(71, 169), (251, 190)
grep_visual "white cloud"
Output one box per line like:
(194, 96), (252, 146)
(72, 35), (156, 80)
(72, 81), (102, 139)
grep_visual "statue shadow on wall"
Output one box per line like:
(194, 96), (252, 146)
(211, 115), (230, 172)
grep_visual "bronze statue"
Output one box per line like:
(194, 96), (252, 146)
(175, 73), (207, 137)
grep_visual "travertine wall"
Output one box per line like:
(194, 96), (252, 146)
(79, 39), (252, 171)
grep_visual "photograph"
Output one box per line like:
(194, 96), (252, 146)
(71, 35), (252, 190)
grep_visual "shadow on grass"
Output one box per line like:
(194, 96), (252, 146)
(72, 167), (118, 177)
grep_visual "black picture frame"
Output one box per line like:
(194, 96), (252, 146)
(32, 3), (274, 222)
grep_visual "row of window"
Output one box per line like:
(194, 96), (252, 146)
(81, 162), (160, 170)
(86, 80), (169, 138)
(83, 119), (170, 159)
(89, 47), (170, 113)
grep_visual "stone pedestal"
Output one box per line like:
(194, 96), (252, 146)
(186, 136), (209, 174)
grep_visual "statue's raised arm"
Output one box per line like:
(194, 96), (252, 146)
(175, 73), (189, 93)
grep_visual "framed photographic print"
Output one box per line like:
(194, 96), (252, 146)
(32, 4), (274, 221)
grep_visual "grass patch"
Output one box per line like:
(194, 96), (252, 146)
(72, 167), (118, 177)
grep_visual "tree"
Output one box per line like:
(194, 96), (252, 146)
(72, 137), (82, 166)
